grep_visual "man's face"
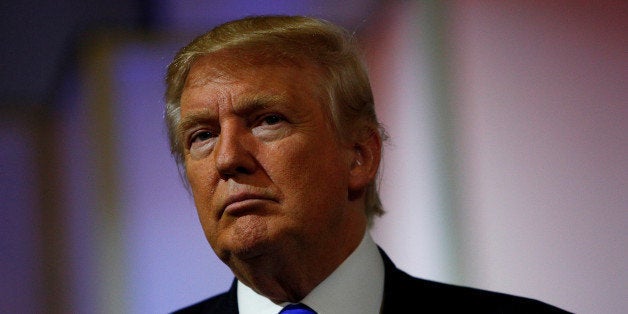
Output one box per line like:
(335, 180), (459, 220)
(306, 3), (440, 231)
(178, 54), (362, 268)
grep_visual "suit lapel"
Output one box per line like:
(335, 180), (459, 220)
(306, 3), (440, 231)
(218, 278), (239, 314)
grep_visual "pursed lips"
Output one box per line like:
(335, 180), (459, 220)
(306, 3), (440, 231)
(220, 191), (277, 217)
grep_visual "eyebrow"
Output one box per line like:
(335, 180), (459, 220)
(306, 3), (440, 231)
(176, 93), (290, 138)
(176, 108), (214, 140)
(234, 93), (289, 115)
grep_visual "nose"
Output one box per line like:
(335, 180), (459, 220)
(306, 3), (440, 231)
(214, 122), (257, 179)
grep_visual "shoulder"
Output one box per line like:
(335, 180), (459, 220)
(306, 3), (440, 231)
(379, 248), (571, 313)
(387, 273), (570, 313)
(170, 280), (238, 314)
(170, 291), (234, 314)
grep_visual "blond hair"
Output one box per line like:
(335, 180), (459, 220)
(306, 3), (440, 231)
(165, 15), (386, 222)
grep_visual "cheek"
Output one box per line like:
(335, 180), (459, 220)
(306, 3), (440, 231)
(185, 161), (219, 224)
(266, 138), (350, 206)
(186, 162), (210, 199)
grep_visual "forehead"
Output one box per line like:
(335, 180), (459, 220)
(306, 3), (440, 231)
(182, 52), (325, 104)
(179, 54), (337, 134)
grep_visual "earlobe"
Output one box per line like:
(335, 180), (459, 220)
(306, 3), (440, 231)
(348, 130), (382, 195)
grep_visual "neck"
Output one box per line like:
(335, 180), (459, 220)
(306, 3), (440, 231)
(233, 215), (367, 303)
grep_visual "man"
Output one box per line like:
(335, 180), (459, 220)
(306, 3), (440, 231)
(165, 15), (569, 314)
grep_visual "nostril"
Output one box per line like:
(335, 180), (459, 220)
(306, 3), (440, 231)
(218, 165), (253, 180)
(235, 166), (252, 174)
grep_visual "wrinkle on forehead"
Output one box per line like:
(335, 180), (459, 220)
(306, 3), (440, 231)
(181, 51), (331, 125)
(184, 61), (236, 89)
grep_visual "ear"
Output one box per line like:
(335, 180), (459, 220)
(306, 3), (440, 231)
(348, 130), (382, 198)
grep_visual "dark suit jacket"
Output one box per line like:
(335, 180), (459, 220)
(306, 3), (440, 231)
(172, 248), (571, 313)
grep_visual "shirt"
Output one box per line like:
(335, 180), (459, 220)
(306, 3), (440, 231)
(237, 231), (385, 314)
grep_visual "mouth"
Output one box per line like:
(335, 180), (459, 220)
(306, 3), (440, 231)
(221, 192), (277, 217)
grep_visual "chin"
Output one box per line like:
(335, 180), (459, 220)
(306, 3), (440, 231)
(225, 216), (275, 260)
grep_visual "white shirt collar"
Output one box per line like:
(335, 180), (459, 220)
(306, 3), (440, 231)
(237, 232), (385, 314)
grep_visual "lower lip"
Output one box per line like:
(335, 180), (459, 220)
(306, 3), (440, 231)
(224, 199), (270, 216)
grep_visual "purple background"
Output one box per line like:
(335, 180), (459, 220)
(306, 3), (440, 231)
(1, 1), (626, 313)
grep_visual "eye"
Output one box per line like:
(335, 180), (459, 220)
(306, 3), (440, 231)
(190, 130), (216, 144)
(260, 114), (284, 126)
(251, 113), (289, 140)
